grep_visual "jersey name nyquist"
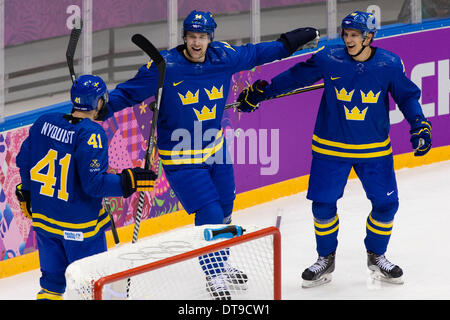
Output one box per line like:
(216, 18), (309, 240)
(40, 122), (76, 144)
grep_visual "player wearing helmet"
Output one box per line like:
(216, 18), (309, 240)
(182, 10), (217, 62)
(15, 74), (157, 299)
(103, 10), (319, 299)
(237, 11), (432, 288)
(341, 10), (377, 58)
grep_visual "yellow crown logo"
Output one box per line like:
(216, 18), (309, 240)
(194, 105), (216, 121)
(344, 106), (368, 121)
(335, 87), (354, 102)
(360, 90), (380, 103)
(205, 85), (223, 100)
(178, 90), (199, 105)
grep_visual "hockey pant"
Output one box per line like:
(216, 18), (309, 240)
(36, 231), (107, 299)
(307, 156), (399, 256)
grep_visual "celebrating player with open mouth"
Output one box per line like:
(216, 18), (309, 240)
(237, 11), (432, 288)
(103, 10), (319, 299)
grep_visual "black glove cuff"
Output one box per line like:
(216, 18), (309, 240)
(120, 169), (135, 199)
(16, 183), (30, 202)
(277, 27), (318, 55)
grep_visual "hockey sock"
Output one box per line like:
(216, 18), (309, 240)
(195, 201), (224, 226)
(36, 288), (64, 300)
(312, 202), (339, 256)
(364, 201), (398, 255)
(221, 202), (234, 224)
(199, 249), (231, 277)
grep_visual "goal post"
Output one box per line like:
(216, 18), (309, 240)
(65, 225), (281, 300)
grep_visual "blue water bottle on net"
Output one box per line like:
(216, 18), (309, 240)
(204, 225), (246, 241)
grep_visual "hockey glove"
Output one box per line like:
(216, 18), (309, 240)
(410, 118), (432, 156)
(15, 183), (32, 220)
(120, 167), (158, 198)
(277, 27), (320, 55)
(237, 80), (269, 113)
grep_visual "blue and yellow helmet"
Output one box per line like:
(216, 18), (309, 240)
(183, 10), (217, 40)
(341, 11), (377, 39)
(70, 75), (108, 111)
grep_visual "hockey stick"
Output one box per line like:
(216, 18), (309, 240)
(224, 82), (324, 110)
(414, 138), (425, 155)
(130, 34), (166, 244)
(65, 17), (121, 247)
(124, 34), (165, 299)
(66, 18), (83, 84)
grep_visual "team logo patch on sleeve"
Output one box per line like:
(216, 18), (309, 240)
(89, 159), (101, 172)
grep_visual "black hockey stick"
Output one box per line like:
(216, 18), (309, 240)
(224, 82), (324, 110)
(130, 34), (166, 244)
(65, 17), (121, 247)
(66, 18), (83, 84)
(124, 34), (165, 299)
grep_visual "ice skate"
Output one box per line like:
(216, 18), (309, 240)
(206, 274), (231, 300)
(301, 252), (335, 288)
(223, 262), (248, 290)
(367, 251), (404, 284)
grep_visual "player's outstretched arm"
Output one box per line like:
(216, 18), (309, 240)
(277, 27), (320, 55)
(228, 27), (319, 72)
(104, 62), (160, 120)
(236, 48), (324, 112)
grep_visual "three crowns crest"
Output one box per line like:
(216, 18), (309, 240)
(335, 86), (381, 121)
(177, 85), (223, 121)
(178, 85), (224, 106)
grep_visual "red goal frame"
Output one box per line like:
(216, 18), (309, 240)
(93, 226), (281, 300)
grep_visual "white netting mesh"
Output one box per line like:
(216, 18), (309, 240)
(64, 224), (279, 300)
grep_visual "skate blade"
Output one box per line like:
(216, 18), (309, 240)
(302, 273), (332, 288)
(227, 281), (248, 291)
(206, 287), (232, 300)
(370, 270), (404, 285)
(225, 274), (249, 291)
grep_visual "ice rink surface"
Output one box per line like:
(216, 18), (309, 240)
(1, 160), (449, 300)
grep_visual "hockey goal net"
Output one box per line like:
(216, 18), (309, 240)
(65, 224), (281, 300)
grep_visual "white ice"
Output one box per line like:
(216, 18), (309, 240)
(1, 160), (449, 300)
